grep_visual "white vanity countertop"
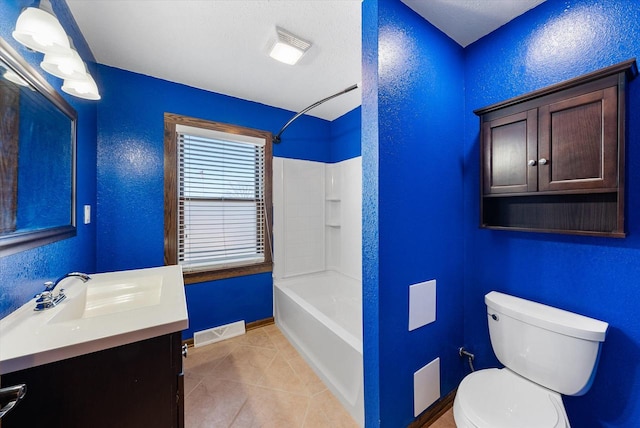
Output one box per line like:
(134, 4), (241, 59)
(0, 265), (188, 375)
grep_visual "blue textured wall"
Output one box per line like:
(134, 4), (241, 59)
(463, 0), (640, 426)
(363, 0), (466, 426)
(95, 65), (360, 339)
(0, 0), (97, 318)
(362, 0), (381, 425)
(330, 106), (361, 162)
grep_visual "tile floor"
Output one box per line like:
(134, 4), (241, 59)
(428, 408), (456, 428)
(183, 323), (456, 427)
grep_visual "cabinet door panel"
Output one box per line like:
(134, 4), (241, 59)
(483, 109), (537, 194)
(2, 333), (182, 428)
(538, 87), (618, 191)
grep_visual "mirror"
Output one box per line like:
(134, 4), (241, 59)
(0, 36), (77, 257)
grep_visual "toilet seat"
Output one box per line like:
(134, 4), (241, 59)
(454, 368), (569, 428)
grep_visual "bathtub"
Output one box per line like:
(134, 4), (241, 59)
(273, 270), (364, 426)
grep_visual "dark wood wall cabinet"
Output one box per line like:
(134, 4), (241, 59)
(476, 59), (637, 237)
(1, 333), (184, 428)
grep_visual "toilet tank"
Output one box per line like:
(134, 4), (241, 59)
(485, 291), (608, 396)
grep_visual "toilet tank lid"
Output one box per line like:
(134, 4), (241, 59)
(485, 291), (608, 342)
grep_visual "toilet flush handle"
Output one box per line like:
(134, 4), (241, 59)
(490, 313), (499, 321)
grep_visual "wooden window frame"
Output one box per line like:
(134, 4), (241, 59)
(164, 113), (273, 284)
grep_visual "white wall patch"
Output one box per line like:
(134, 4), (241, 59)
(413, 357), (441, 417)
(409, 279), (436, 331)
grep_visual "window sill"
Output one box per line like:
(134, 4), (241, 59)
(183, 262), (273, 284)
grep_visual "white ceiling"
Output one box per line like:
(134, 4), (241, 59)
(66, 0), (546, 121)
(66, 0), (362, 121)
(401, 0), (547, 47)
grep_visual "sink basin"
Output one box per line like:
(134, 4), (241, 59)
(0, 265), (188, 375)
(49, 273), (164, 323)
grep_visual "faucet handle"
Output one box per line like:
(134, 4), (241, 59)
(33, 291), (53, 311)
(34, 291), (52, 302)
(43, 281), (55, 292)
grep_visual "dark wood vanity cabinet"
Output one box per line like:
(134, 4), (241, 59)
(1, 332), (184, 428)
(478, 59), (636, 237)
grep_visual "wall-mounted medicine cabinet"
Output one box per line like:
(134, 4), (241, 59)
(476, 59), (637, 237)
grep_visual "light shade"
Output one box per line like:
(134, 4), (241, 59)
(268, 27), (311, 65)
(2, 69), (29, 87)
(12, 6), (70, 54)
(62, 73), (101, 100)
(41, 47), (87, 80)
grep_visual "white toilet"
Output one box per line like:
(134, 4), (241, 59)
(453, 291), (608, 428)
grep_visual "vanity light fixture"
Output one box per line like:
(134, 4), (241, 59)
(12, 0), (101, 101)
(41, 45), (87, 80)
(62, 72), (101, 100)
(268, 27), (311, 65)
(12, 0), (70, 55)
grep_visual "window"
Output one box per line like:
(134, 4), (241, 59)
(164, 113), (272, 283)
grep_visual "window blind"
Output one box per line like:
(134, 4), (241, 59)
(176, 126), (266, 272)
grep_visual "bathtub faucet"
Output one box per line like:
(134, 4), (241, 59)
(34, 272), (91, 311)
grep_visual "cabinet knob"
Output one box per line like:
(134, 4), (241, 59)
(527, 159), (536, 166)
(538, 158), (548, 165)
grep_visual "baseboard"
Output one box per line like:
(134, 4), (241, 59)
(182, 317), (275, 348)
(246, 317), (275, 331)
(408, 388), (456, 428)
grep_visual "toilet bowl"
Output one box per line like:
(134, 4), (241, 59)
(453, 291), (608, 428)
(453, 368), (569, 428)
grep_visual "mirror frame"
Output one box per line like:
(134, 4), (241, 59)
(0, 36), (77, 257)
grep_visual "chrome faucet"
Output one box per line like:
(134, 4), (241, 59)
(34, 272), (91, 311)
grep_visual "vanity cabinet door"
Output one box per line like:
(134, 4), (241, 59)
(537, 86), (619, 192)
(1, 332), (184, 428)
(482, 109), (538, 194)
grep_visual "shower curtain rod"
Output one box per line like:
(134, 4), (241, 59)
(273, 83), (359, 144)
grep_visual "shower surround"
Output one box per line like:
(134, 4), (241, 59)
(272, 156), (363, 425)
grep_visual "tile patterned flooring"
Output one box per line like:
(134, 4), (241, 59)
(428, 408), (456, 428)
(183, 323), (456, 427)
